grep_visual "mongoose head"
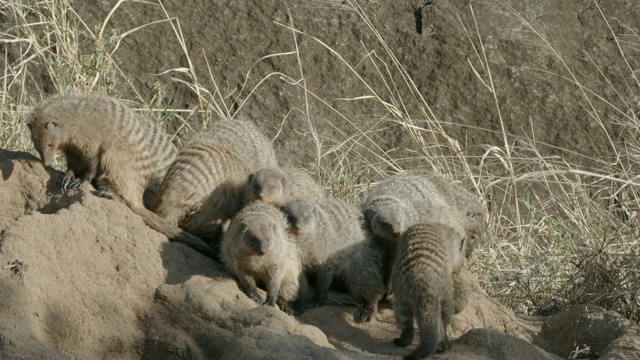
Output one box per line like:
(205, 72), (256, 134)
(239, 219), (279, 255)
(26, 109), (66, 167)
(247, 168), (286, 204)
(463, 210), (485, 256)
(281, 199), (318, 236)
(364, 197), (409, 240)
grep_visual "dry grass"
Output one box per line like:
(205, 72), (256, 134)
(1, 0), (638, 321)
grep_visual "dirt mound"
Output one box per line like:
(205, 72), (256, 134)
(0, 149), (638, 359)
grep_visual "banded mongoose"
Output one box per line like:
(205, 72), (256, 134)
(246, 166), (324, 207)
(407, 171), (487, 255)
(392, 221), (467, 360)
(27, 93), (214, 258)
(281, 197), (384, 323)
(150, 118), (278, 240)
(362, 173), (485, 295)
(220, 201), (307, 314)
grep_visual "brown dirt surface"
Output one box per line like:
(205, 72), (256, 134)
(9, 0), (631, 170)
(1, 149), (639, 358)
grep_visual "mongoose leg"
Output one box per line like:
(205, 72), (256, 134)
(353, 299), (377, 324)
(436, 329), (451, 353)
(292, 273), (309, 314)
(393, 302), (414, 347)
(265, 274), (283, 307)
(237, 273), (264, 305)
(59, 155), (97, 193)
(312, 267), (335, 307)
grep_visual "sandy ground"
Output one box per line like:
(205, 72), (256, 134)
(1, 149), (639, 359)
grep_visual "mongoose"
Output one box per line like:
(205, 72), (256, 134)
(151, 131), (250, 226)
(27, 93), (214, 258)
(205, 117), (278, 170)
(281, 197), (384, 323)
(150, 118), (278, 243)
(406, 170), (487, 254)
(392, 221), (467, 360)
(246, 166), (324, 207)
(220, 201), (307, 314)
(362, 173), (485, 295)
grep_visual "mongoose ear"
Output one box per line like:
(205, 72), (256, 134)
(45, 121), (59, 130)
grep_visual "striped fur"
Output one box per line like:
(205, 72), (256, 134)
(220, 201), (307, 314)
(392, 222), (467, 360)
(26, 93), (214, 258)
(151, 140), (250, 226)
(281, 197), (384, 323)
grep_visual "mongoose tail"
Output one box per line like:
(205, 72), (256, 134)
(133, 206), (215, 259)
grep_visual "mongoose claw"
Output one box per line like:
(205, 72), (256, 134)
(278, 302), (297, 316)
(393, 336), (411, 347)
(436, 339), (451, 353)
(353, 306), (374, 323)
(248, 293), (264, 305)
(97, 187), (115, 199)
(306, 302), (322, 310)
(58, 171), (76, 193)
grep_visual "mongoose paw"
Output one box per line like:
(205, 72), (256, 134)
(59, 171), (76, 193)
(353, 307), (374, 323)
(97, 187), (115, 199)
(67, 177), (87, 190)
(393, 337), (412, 347)
(436, 339), (451, 353)
(306, 302), (323, 310)
(278, 302), (297, 316)
(248, 293), (264, 305)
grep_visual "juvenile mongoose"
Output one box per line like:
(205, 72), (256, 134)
(281, 198), (384, 323)
(246, 166), (324, 207)
(205, 117), (278, 170)
(392, 221), (467, 360)
(27, 93), (214, 258)
(220, 201), (307, 314)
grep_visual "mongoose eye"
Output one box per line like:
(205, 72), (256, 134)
(249, 235), (260, 245)
(47, 143), (53, 148)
